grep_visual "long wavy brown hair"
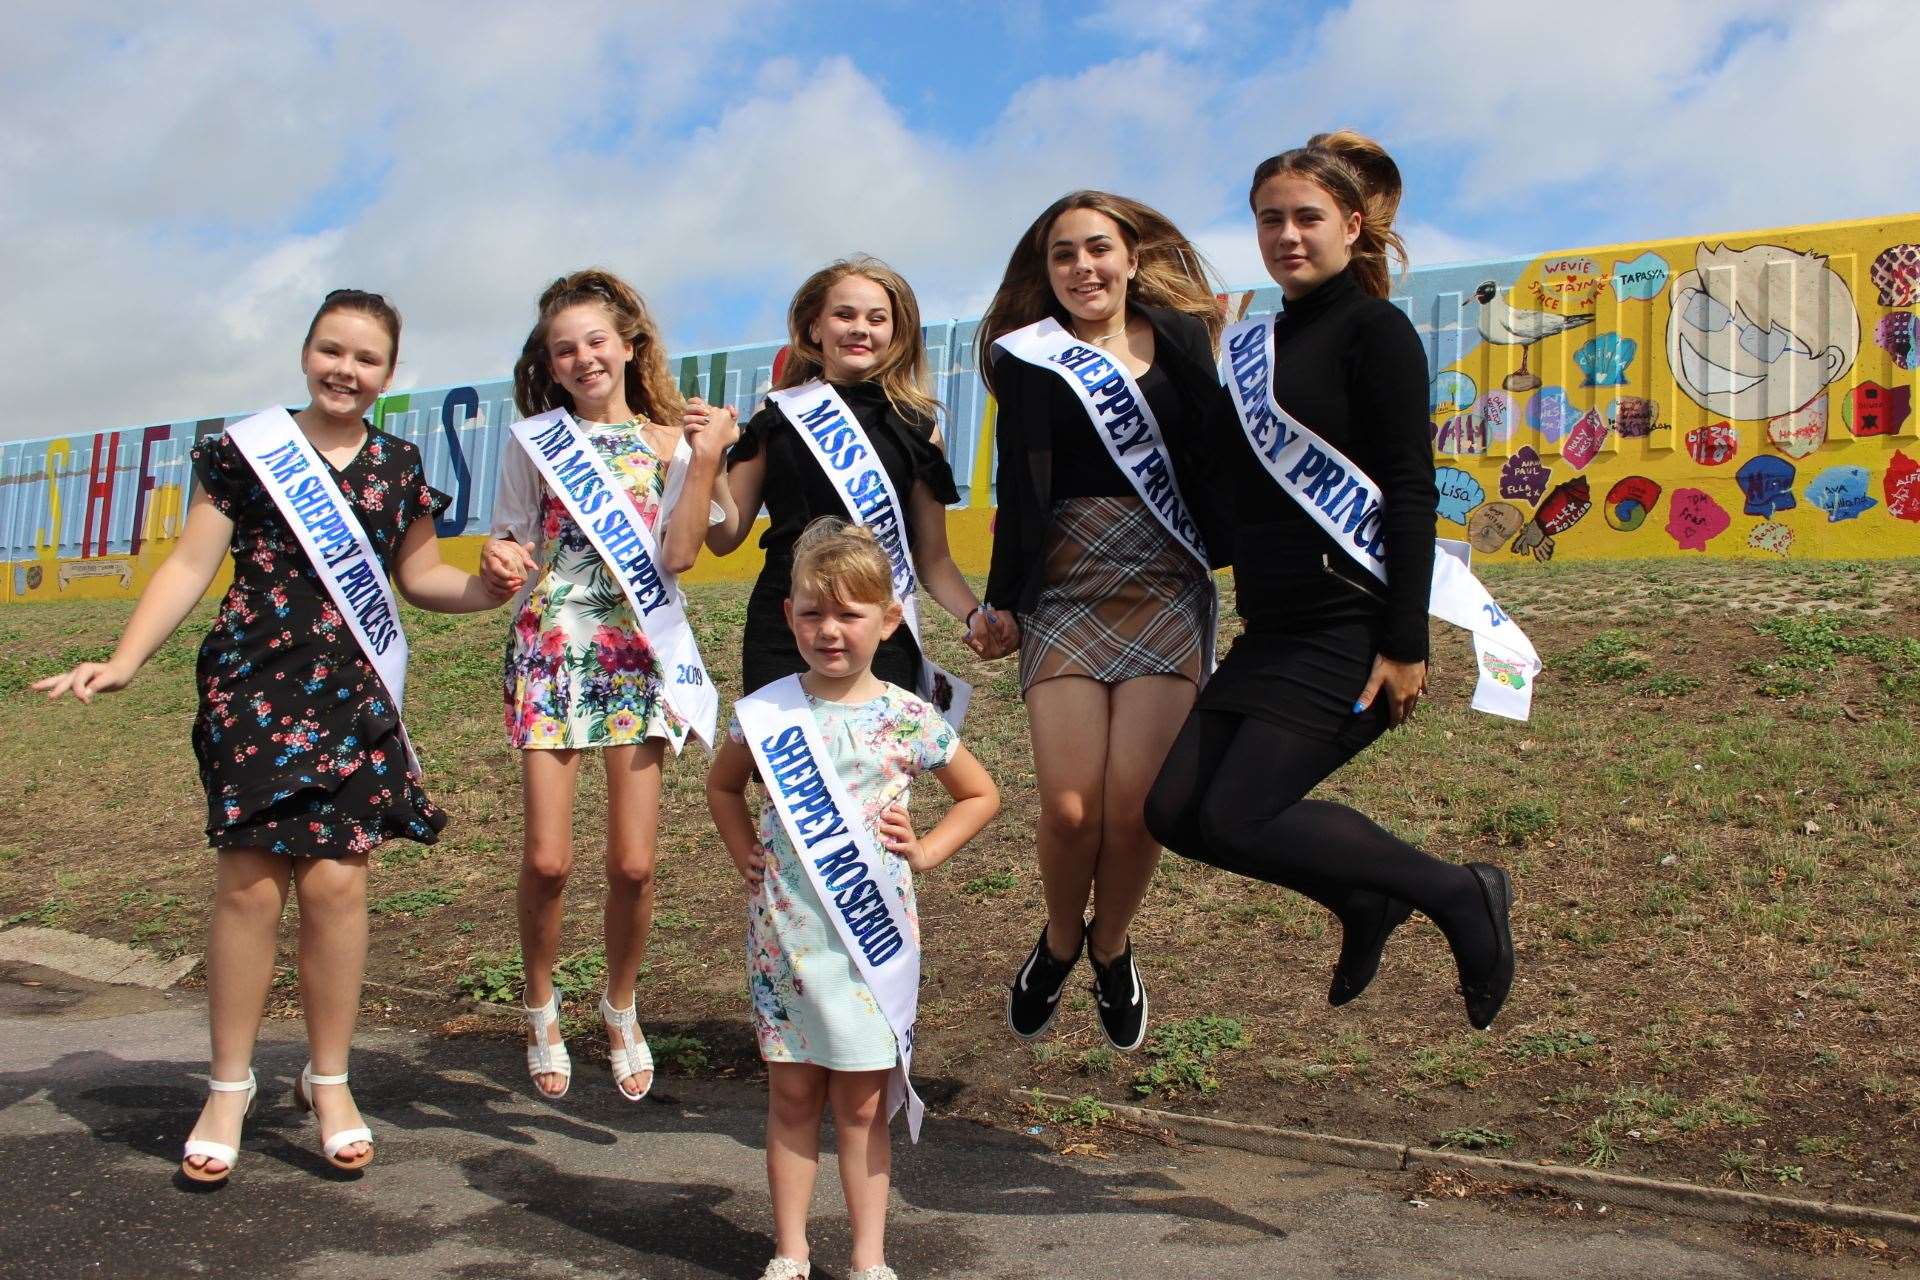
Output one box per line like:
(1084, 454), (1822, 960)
(975, 190), (1221, 395)
(513, 269), (685, 422)
(776, 256), (942, 427)
(1248, 129), (1409, 300)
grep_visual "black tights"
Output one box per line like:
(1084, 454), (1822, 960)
(1144, 708), (1496, 975)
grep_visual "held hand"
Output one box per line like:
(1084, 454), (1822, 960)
(877, 804), (931, 870)
(1353, 654), (1428, 728)
(32, 659), (133, 704)
(682, 398), (740, 458)
(987, 609), (1021, 658)
(480, 538), (534, 597)
(733, 841), (768, 892)
(961, 608), (993, 658)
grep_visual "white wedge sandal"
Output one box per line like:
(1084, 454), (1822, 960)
(180, 1069), (258, 1184)
(523, 992), (573, 1100)
(295, 1063), (375, 1170)
(599, 992), (654, 1102)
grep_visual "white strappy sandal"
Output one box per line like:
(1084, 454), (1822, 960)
(180, 1069), (257, 1184)
(599, 992), (654, 1102)
(524, 992), (573, 1100)
(295, 1063), (375, 1170)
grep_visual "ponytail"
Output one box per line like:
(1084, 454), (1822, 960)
(1248, 129), (1408, 299)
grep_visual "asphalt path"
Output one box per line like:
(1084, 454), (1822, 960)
(0, 961), (1880, 1279)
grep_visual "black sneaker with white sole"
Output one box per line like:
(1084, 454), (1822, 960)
(1087, 941), (1148, 1052)
(1006, 925), (1081, 1040)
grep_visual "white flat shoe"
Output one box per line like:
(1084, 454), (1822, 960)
(757, 1258), (810, 1280)
(600, 992), (654, 1102)
(524, 992), (572, 1100)
(295, 1063), (374, 1170)
(180, 1070), (257, 1184)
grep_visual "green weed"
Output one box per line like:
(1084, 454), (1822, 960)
(1132, 1016), (1249, 1099)
(369, 886), (458, 916)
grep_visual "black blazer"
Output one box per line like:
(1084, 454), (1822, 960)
(984, 303), (1232, 614)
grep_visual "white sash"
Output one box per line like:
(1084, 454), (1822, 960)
(992, 317), (1219, 671)
(510, 410), (717, 750)
(225, 408), (420, 774)
(736, 675), (925, 1140)
(1220, 317), (1542, 720)
(767, 381), (971, 730)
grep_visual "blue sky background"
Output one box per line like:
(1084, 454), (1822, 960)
(3, 0), (1914, 440)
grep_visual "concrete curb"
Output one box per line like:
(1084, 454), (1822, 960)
(1018, 1090), (1920, 1244)
(0, 927), (198, 990)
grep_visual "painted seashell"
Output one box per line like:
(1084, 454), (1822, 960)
(1573, 332), (1636, 386)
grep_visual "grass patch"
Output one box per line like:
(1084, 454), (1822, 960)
(960, 870), (1020, 897)
(1478, 799), (1558, 846)
(1560, 630), (1650, 684)
(369, 886), (458, 917)
(648, 1032), (709, 1073)
(1132, 1016), (1250, 1099)
(5, 561), (1919, 1208)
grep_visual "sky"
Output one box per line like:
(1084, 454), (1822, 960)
(3, 0), (1917, 442)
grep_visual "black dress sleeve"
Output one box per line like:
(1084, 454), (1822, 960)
(392, 439), (452, 534)
(728, 402), (782, 466)
(190, 434), (252, 517)
(1349, 307), (1438, 663)
(984, 353), (1032, 611)
(894, 408), (961, 505)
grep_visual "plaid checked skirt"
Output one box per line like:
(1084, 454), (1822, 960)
(1018, 495), (1212, 692)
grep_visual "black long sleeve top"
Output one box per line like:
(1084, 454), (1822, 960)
(984, 303), (1232, 615)
(1212, 267), (1437, 662)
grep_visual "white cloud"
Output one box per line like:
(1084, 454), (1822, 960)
(2, 0), (1917, 443)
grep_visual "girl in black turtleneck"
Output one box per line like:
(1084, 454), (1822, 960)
(1144, 133), (1515, 1031)
(710, 257), (1002, 692)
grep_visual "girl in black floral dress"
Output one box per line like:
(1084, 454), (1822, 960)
(37, 291), (510, 1185)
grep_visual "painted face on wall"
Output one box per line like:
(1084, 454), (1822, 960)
(1663, 242), (1858, 422)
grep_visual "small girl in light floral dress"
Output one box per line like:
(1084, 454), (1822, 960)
(707, 519), (999, 1280)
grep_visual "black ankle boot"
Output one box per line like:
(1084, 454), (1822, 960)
(1328, 892), (1416, 1007)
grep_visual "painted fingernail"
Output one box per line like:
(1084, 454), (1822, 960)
(1351, 700), (1367, 714)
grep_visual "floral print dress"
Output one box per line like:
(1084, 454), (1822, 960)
(502, 418), (691, 752)
(727, 684), (957, 1070)
(189, 427), (450, 859)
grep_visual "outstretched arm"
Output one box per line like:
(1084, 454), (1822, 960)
(33, 490), (232, 702)
(706, 449), (764, 556)
(660, 399), (737, 574)
(393, 518), (515, 613)
(906, 479), (996, 655)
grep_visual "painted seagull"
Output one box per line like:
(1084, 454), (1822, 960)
(1464, 279), (1596, 391)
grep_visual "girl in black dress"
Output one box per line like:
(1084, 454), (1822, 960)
(36, 292), (509, 1183)
(710, 256), (1004, 690)
(980, 192), (1232, 1053)
(1143, 132), (1516, 1028)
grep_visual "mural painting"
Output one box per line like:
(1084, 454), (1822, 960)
(3, 213), (1917, 604)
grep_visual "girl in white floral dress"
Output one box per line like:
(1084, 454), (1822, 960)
(479, 269), (736, 1105)
(708, 519), (999, 1280)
